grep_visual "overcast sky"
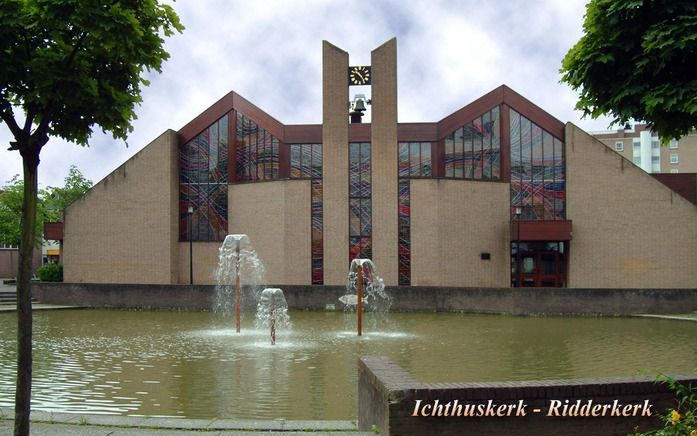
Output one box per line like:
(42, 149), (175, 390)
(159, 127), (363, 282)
(0, 0), (617, 189)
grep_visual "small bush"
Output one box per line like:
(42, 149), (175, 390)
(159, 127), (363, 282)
(37, 263), (63, 282)
(629, 373), (696, 436)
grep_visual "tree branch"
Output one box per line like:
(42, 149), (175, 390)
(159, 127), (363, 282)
(65, 31), (87, 69)
(0, 98), (24, 146)
(23, 106), (37, 136)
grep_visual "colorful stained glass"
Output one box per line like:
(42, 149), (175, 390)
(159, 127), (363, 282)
(289, 143), (324, 283)
(456, 128), (466, 178)
(361, 199), (372, 235)
(398, 142), (433, 178)
(290, 144), (302, 178)
(509, 108), (565, 221)
(235, 113), (280, 183)
(443, 107), (502, 182)
(542, 131), (554, 179)
(409, 142), (420, 177)
(311, 178), (323, 284)
(179, 114), (229, 241)
(462, 126), (472, 178)
(179, 137), (197, 184)
(399, 143), (410, 177)
(300, 143), (313, 177)
(553, 137), (565, 218)
(350, 237), (372, 261)
(421, 143), (432, 176)
(394, 141), (433, 285)
(349, 142), (372, 263)
(398, 179), (410, 285)
(311, 144), (322, 179)
(444, 134), (454, 177)
(360, 143), (371, 196)
(349, 199), (361, 237)
(481, 112), (491, 179)
(491, 106), (500, 179)
(209, 123), (220, 182)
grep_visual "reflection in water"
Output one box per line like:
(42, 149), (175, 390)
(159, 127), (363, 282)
(0, 310), (694, 419)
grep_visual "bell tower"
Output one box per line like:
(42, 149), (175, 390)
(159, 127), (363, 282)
(322, 38), (398, 286)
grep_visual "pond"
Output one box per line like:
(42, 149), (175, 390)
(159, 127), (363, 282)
(0, 310), (694, 420)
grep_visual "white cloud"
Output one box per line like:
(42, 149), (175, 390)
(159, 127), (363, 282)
(0, 0), (616, 188)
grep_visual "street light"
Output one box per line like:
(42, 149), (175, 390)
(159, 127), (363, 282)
(514, 206), (522, 288)
(188, 205), (194, 285)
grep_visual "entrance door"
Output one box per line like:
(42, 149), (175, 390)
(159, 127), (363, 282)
(512, 243), (566, 287)
(538, 252), (560, 287)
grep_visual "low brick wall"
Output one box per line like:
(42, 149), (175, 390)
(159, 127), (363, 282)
(358, 356), (695, 436)
(32, 283), (348, 310)
(33, 282), (217, 309)
(387, 287), (697, 314)
(32, 283), (697, 314)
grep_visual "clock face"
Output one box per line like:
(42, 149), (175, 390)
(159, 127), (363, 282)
(348, 66), (371, 86)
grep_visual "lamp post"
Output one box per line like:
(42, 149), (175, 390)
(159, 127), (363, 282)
(515, 206), (522, 287)
(188, 206), (194, 285)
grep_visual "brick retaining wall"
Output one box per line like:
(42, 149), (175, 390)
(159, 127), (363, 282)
(358, 356), (696, 436)
(32, 283), (697, 314)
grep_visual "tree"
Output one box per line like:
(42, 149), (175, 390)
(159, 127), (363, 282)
(0, 166), (92, 249)
(0, 2), (182, 434)
(560, 0), (697, 140)
(0, 176), (50, 248)
(45, 165), (93, 220)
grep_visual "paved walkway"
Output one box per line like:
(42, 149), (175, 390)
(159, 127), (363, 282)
(0, 410), (372, 435)
(0, 422), (372, 435)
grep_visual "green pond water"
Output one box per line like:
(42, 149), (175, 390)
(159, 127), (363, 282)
(0, 309), (694, 420)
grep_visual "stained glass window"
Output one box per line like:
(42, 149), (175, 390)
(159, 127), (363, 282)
(290, 144), (322, 179)
(443, 107), (500, 181)
(311, 178), (323, 284)
(235, 113), (280, 182)
(349, 142), (371, 261)
(509, 108), (565, 220)
(398, 179), (410, 285)
(290, 144), (324, 284)
(179, 114), (229, 241)
(398, 142), (432, 178)
(396, 142), (432, 286)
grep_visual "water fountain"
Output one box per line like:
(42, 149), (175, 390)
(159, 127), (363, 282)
(256, 288), (291, 345)
(215, 234), (265, 332)
(340, 258), (392, 336)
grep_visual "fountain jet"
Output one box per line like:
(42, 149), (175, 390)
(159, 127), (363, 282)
(256, 288), (290, 345)
(215, 234), (265, 332)
(341, 259), (392, 336)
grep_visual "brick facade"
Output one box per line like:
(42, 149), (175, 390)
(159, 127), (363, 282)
(59, 39), (697, 290)
(63, 130), (179, 284)
(566, 124), (697, 288)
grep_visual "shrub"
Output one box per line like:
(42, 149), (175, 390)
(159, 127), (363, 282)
(37, 263), (63, 282)
(630, 373), (696, 436)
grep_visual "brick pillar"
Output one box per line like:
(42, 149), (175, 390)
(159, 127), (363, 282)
(371, 38), (398, 285)
(322, 41), (349, 285)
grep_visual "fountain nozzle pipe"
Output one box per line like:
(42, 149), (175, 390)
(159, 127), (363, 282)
(270, 299), (276, 345)
(357, 264), (363, 337)
(235, 240), (241, 333)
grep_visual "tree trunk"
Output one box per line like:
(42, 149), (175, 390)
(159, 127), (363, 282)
(14, 151), (38, 436)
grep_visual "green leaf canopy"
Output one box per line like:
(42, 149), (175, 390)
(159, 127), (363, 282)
(0, 0), (184, 146)
(561, 0), (697, 140)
